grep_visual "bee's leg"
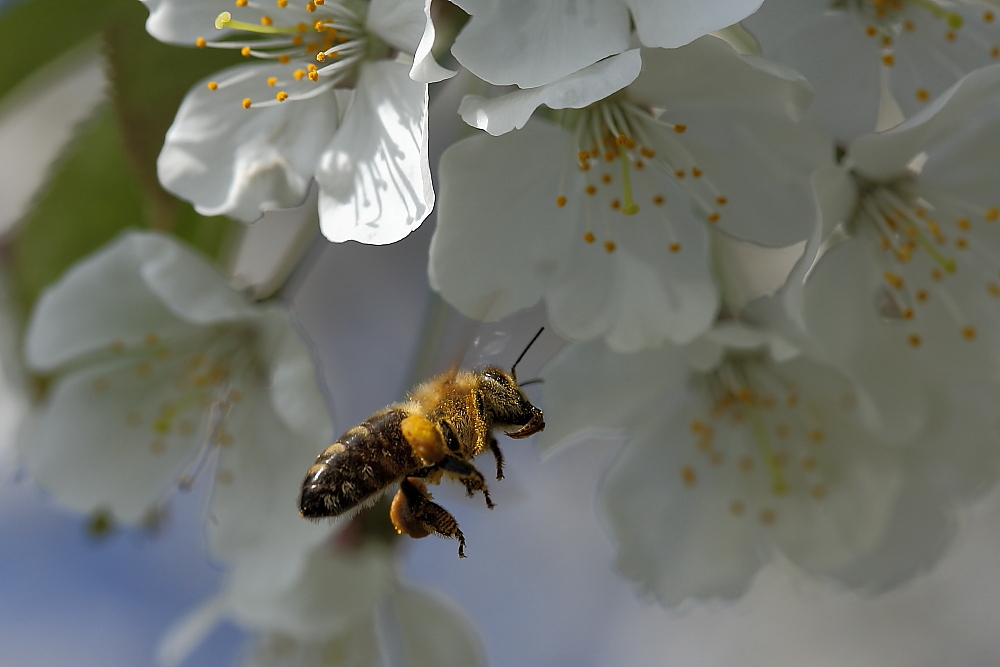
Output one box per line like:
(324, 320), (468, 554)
(438, 456), (494, 509)
(486, 434), (505, 481)
(393, 478), (467, 558)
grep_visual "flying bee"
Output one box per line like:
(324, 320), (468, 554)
(299, 328), (546, 557)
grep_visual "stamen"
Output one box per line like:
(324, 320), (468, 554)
(215, 11), (300, 34)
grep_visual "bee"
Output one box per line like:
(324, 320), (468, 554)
(299, 328), (546, 557)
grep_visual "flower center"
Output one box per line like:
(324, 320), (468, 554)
(679, 355), (844, 527)
(851, 171), (999, 348)
(554, 99), (727, 254)
(195, 0), (386, 108)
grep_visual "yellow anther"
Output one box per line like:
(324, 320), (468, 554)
(315, 0), (325, 4)
(809, 428), (825, 443)
(916, 88), (930, 101)
(640, 147), (655, 158)
(908, 333), (922, 347)
(634, 160), (645, 169)
(578, 150), (590, 163)
(601, 173), (612, 184)
(957, 217), (971, 230)
(235, 0), (247, 5)
(610, 199), (621, 211)
(992, 46), (999, 58)
(985, 206), (999, 221)
(583, 232), (595, 244)
(278, 54), (290, 63)
(674, 170), (686, 179)
(277, 0), (288, 6)
(738, 456), (755, 472)
(276, 91), (289, 102)
(882, 54), (895, 66)
(801, 456), (818, 472)
(584, 185), (597, 195)
(866, 25), (878, 37)
(988, 282), (1000, 297)
(293, 69), (305, 80)
(716, 196), (728, 206)
(306, 1), (316, 10)
(955, 237), (968, 250)
(883, 271), (904, 289)
(962, 326), (977, 340)
(261, 15), (273, 26)
(196, 37), (207, 48)
(206, 81), (218, 91)
(930, 268), (943, 281)
(668, 243), (681, 253)
(556, 195), (567, 208)
(707, 212), (720, 223)
(901, 308), (913, 320)
(729, 500), (745, 516)
(690, 420), (707, 433)
(313, 19), (326, 31)
(986, 11), (995, 22)
(603, 240), (617, 253)
(881, 35), (893, 47)
(653, 194), (665, 206)
(603, 150), (615, 162)
(904, 20), (915, 31)
(759, 508), (776, 525)
(242, 98), (252, 109)
(266, 76), (278, 87)
(316, 52), (326, 62)
(691, 167), (703, 178)
(673, 124), (686, 133)
(680, 465), (697, 487)
(308, 71), (319, 81)
(616, 134), (628, 146)
(240, 46), (251, 57)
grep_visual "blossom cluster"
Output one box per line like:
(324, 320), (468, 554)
(3, 0), (1000, 664)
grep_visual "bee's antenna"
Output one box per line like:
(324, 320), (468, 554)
(518, 378), (544, 387)
(511, 327), (545, 380)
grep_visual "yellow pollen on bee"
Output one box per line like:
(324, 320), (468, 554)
(669, 243), (681, 253)
(680, 465), (697, 487)
(759, 508), (777, 525)
(883, 271), (904, 289)
(962, 326), (977, 340)
(556, 195), (567, 208)
(603, 240), (617, 253)
(916, 88), (930, 101)
(908, 333), (923, 347)
(583, 232), (596, 244)
(207, 81), (218, 91)
(242, 98), (252, 109)
(882, 54), (895, 66)
(196, 37), (207, 48)
(729, 500), (745, 516)
(673, 124), (686, 134)
(266, 76), (278, 87)
(240, 46), (251, 57)
(707, 212), (720, 223)
(584, 184), (597, 195)
(985, 206), (999, 221)
(738, 456), (755, 473)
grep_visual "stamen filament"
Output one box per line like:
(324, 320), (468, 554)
(216, 11), (300, 34)
(618, 145), (639, 215)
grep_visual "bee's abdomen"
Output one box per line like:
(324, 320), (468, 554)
(299, 409), (421, 518)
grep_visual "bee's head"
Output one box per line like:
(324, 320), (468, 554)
(479, 366), (544, 439)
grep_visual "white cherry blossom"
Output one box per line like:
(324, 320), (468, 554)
(450, 0), (765, 89)
(744, 0), (1000, 140)
(18, 231), (333, 572)
(145, 0), (437, 244)
(431, 37), (830, 352)
(539, 327), (1000, 605)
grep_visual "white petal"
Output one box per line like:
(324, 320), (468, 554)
(458, 50), (641, 136)
(24, 232), (217, 371)
(19, 356), (202, 523)
(627, 0), (764, 49)
(141, 0), (230, 44)
(429, 121), (575, 322)
(159, 63), (340, 223)
(851, 64), (1000, 180)
(409, 0), (458, 83)
(367, 0), (427, 54)
(392, 585), (485, 667)
(450, 0), (630, 88)
(316, 61), (432, 244)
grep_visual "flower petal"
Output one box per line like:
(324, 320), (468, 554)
(409, 0), (458, 83)
(158, 63), (340, 223)
(458, 50), (641, 136)
(316, 61), (432, 244)
(450, 0), (630, 88)
(626, 0), (764, 49)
